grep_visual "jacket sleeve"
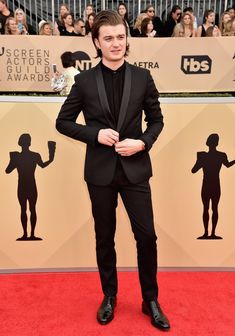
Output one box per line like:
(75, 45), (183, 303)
(139, 70), (164, 151)
(55, 74), (100, 146)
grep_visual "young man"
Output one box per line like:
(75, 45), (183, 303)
(56, 10), (170, 331)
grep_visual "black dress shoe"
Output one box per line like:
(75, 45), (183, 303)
(142, 299), (170, 331)
(97, 295), (117, 325)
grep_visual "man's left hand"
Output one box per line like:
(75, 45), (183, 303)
(115, 139), (145, 156)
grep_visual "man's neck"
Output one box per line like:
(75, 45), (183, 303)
(102, 58), (125, 71)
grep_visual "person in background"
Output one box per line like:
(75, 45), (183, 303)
(85, 12), (95, 36)
(5, 16), (23, 34)
(164, 5), (182, 36)
(38, 20), (53, 35)
(172, 12), (196, 37)
(56, 9), (170, 332)
(222, 17), (235, 36)
(145, 4), (164, 37)
(54, 3), (70, 35)
(132, 12), (148, 37)
(140, 17), (157, 37)
(14, 8), (35, 35)
(117, 2), (131, 36)
(226, 7), (235, 19)
(0, 0), (13, 34)
(205, 25), (221, 37)
(183, 6), (198, 29)
(72, 18), (85, 36)
(60, 12), (74, 36)
(197, 9), (215, 37)
(219, 11), (231, 35)
(83, 4), (94, 22)
(51, 51), (79, 96)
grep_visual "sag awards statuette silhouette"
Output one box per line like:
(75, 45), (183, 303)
(5, 134), (56, 241)
(192, 133), (235, 240)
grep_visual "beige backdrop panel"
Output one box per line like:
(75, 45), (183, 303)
(0, 36), (234, 92)
(0, 101), (235, 270)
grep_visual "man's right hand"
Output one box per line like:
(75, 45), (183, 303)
(98, 129), (119, 146)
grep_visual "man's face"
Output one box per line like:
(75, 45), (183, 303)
(74, 20), (85, 34)
(95, 24), (127, 64)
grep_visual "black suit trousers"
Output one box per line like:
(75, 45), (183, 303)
(87, 161), (158, 302)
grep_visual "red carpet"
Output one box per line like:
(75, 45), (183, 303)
(0, 271), (235, 335)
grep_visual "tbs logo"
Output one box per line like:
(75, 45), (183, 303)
(181, 55), (212, 74)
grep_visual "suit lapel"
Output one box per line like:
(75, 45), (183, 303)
(95, 63), (116, 129)
(117, 63), (131, 132)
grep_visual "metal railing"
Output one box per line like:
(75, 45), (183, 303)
(7, 0), (235, 32)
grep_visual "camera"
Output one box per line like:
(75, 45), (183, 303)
(52, 64), (57, 73)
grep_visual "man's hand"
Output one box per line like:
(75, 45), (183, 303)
(98, 129), (119, 146)
(115, 139), (145, 156)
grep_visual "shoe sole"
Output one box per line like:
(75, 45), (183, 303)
(97, 315), (114, 325)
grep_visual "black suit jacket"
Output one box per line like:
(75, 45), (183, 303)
(56, 61), (164, 186)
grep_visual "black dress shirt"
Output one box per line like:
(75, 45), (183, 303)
(101, 61), (126, 124)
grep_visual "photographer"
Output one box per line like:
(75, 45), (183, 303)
(51, 51), (79, 96)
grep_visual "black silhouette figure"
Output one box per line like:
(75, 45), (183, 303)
(6, 134), (56, 241)
(192, 134), (235, 239)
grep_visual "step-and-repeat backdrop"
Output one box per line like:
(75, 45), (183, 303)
(0, 36), (234, 93)
(0, 100), (235, 270)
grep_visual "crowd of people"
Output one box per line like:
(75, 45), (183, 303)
(1, 0), (234, 96)
(1, 0), (235, 37)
